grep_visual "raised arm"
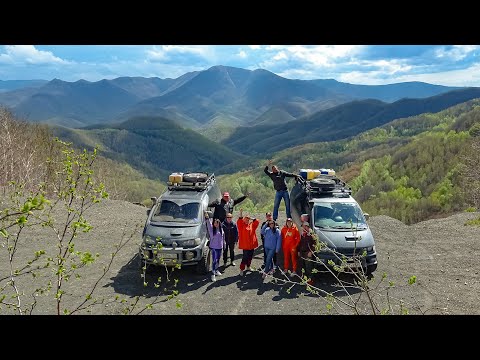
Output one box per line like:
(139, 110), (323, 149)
(233, 194), (248, 206)
(261, 222), (268, 236)
(205, 218), (214, 239)
(251, 218), (260, 232)
(264, 165), (272, 176)
(281, 170), (299, 178)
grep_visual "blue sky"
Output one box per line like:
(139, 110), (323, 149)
(0, 45), (479, 86)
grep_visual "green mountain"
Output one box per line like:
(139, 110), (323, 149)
(0, 66), (462, 131)
(13, 79), (141, 126)
(51, 116), (244, 179)
(223, 88), (480, 155)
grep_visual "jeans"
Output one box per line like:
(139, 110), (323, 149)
(211, 248), (222, 274)
(264, 248), (276, 274)
(273, 190), (291, 221)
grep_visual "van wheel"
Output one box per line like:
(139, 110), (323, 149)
(196, 248), (211, 274)
(366, 264), (377, 277)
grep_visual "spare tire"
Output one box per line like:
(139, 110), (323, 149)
(183, 172), (208, 182)
(310, 178), (336, 186)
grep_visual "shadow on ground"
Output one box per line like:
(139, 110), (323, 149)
(107, 252), (364, 304)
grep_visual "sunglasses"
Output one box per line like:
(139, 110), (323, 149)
(226, 216), (232, 218)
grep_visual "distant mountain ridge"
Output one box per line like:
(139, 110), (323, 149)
(0, 79), (48, 92)
(223, 87), (480, 155)
(0, 65), (460, 128)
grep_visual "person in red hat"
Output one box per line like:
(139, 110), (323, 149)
(208, 191), (249, 223)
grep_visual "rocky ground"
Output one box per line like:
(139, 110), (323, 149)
(1, 199), (479, 315)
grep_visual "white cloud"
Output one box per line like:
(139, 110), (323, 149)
(237, 50), (247, 59)
(262, 45), (365, 68)
(248, 45), (261, 50)
(273, 51), (288, 61)
(434, 45), (480, 61)
(146, 45), (215, 62)
(0, 45), (69, 65)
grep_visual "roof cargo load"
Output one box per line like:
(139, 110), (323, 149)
(167, 172), (215, 191)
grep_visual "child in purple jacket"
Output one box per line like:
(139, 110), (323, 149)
(205, 212), (226, 282)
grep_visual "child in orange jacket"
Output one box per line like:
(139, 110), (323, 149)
(281, 218), (300, 276)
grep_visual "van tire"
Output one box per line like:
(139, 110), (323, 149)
(196, 247), (211, 274)
(366, 264), (377, 276)
(183, 172), (208, 183)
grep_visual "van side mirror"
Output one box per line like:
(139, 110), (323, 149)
(150, 197), (157, 204)
(364, 213), (369, 221)
(205, 210), (213, 218)
(147, 209), (151, 216)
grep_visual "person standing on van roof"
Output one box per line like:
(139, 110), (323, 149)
(208, 191), (249, 223)
(205, 212), (226, 282)
(264, 160), (301, 221)
(237, 209), (259, 276)
(222, 213), (238, 267)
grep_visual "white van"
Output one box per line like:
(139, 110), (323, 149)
(290, 174), (378, 276)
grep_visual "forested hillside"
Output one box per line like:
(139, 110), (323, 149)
(223, 88), (480, 155)
(216, 99), (480, 223)
(51, 116), (244, 180)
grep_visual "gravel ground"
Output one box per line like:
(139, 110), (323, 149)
(1, 199), (479, 315)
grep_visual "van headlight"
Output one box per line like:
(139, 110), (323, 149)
(183, 238), (202, 246)
(183, 239), (195, 246)
(366, 246), (375, 252)
(144, 235), (157, 245)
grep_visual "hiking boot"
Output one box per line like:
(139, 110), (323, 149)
(239, 270), (244, 276)
(231, 261), (236, 266)
(211, 274), (216, 282)
(215, 270), (222, 276)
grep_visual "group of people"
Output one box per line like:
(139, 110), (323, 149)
(204, 161), (317, 284)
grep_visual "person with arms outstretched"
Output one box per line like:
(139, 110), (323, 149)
(264, 160), (301, 221)
(208, 191), (249, 223)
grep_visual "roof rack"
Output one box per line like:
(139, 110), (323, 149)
(167, 173), (215, 192)
(299, 174), (352, 199)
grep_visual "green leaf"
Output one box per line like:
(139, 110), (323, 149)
(408, 275), (417, 285)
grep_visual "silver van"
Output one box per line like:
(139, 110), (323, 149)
(139, 173), (220, 274)
(290, 175), (378, 276)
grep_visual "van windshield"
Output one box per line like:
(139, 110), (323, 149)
(313, 202), (367, 230)
(151, 200), (201, 223)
